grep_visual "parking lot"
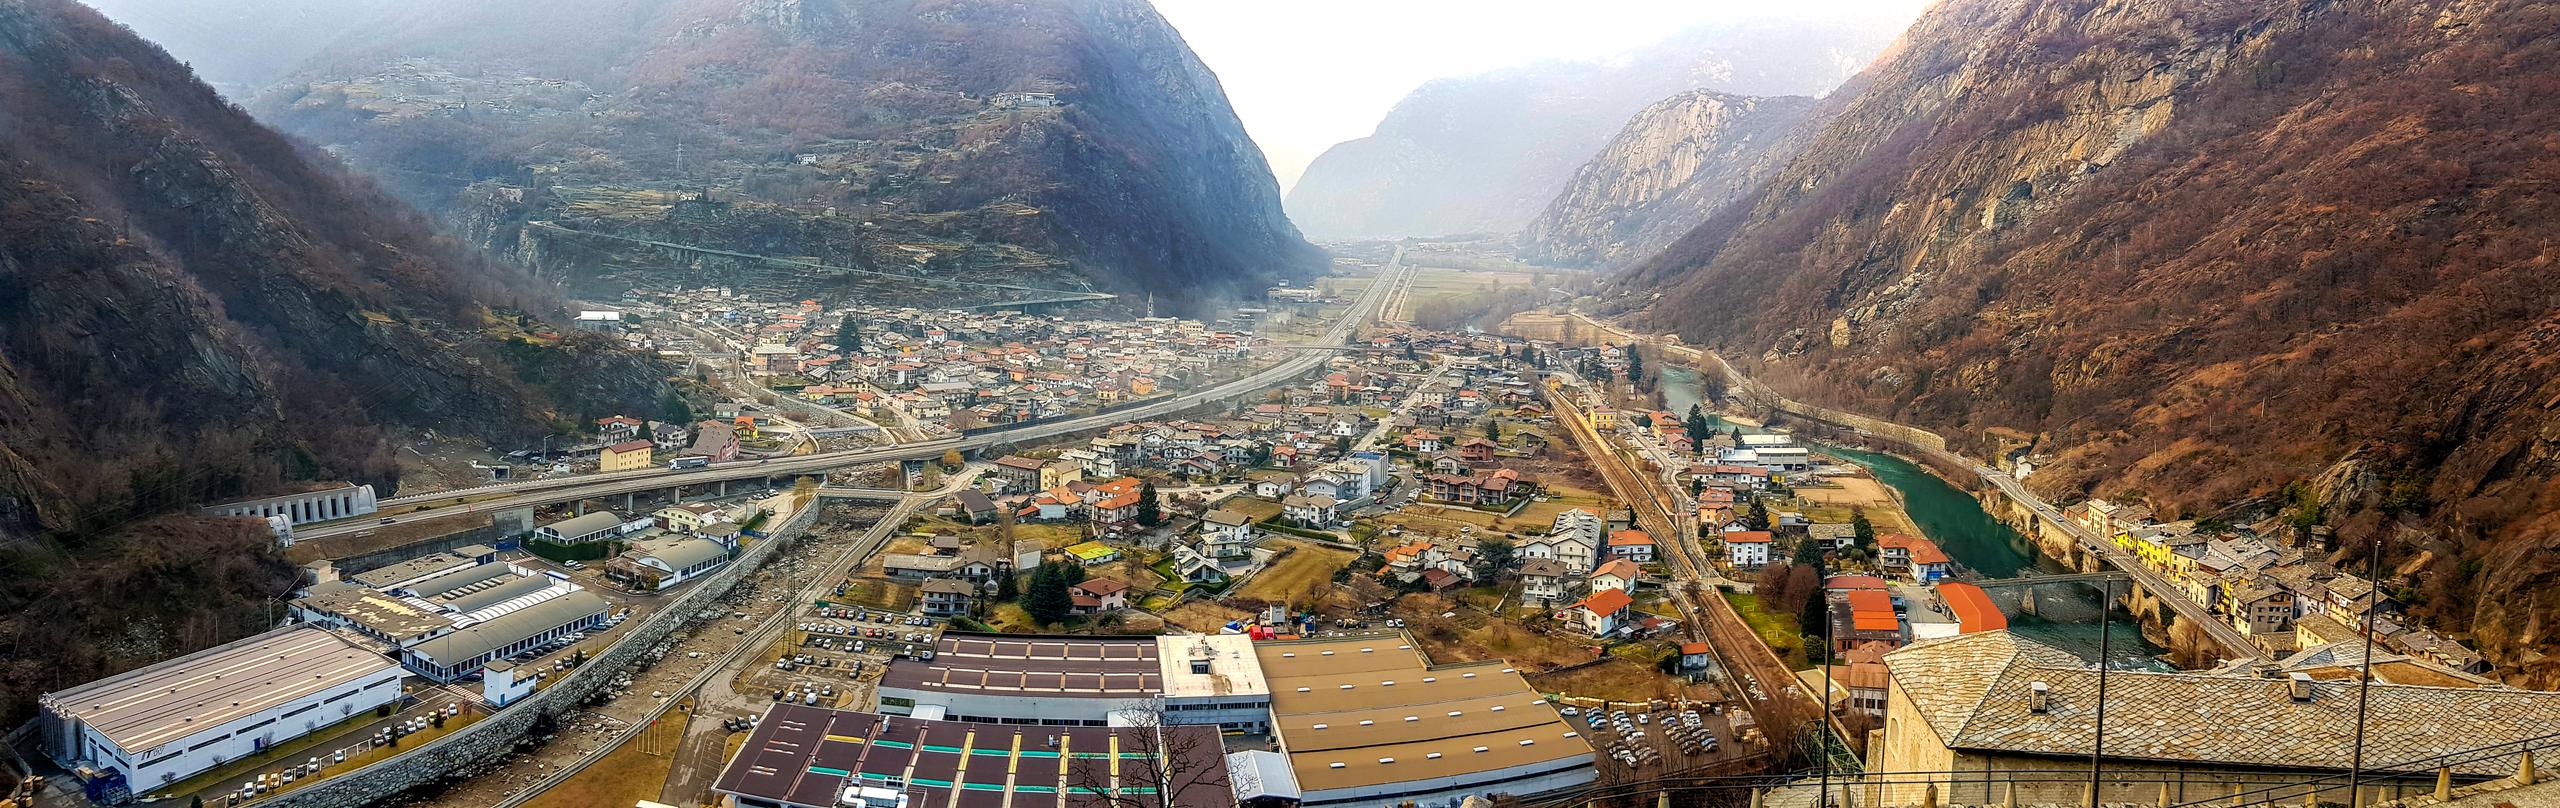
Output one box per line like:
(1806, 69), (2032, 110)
(1569, 701), (1753, 777)
(729, 606), (943, 708)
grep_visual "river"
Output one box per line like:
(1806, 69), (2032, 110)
(1658, 367), (2168, 664)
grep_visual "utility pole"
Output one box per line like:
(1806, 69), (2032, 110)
(2348, 536), (2383, 807)
(2088, 576), (2115, 808)
(1819, 593), (1836, 808)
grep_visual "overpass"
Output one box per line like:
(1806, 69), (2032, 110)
(289, 255), (1412, 543)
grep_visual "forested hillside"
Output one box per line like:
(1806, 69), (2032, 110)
(1619, 0), (2560, 681)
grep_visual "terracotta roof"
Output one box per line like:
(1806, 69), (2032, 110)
(1845, 589), (1900, 632)
(1725, 531), (1774, 544)
(1606, 530), (1654, 547)
(1576, 589), (1633, 615)
(1937, 582), (2007, 633)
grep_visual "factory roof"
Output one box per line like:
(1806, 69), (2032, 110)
(44, 626), (399, 755)
(406, 561), (516, 598)
(714, 704), (1233, 808)
(1154, 635), (1269, 699)
(406, 590), (609, 668)
(540, 511), (625, 539)
(1885, 631), (2560, 776)
(348, 551), (478, 589)
(881, 633), (1161, 698)
(437, 574), (557, 614)
(294, 586), (455, 641)
(1255, 635), (1592, 794)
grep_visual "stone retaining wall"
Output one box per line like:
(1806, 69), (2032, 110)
(262, 500), (836, 808)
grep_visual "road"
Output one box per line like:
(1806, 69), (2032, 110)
(483, 469), (978, 808)
(1972, 465), (2259, 658)
(293, 257), (1415, 543)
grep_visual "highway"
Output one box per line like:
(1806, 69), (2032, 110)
(1971, 465), (2260, 659)
(293, 256), (1413, 543)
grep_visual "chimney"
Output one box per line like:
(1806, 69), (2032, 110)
(2288, 672), (2315, 702)
(2027, 680), (2051, 713)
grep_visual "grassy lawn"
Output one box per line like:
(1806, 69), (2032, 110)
(983, 601), (1040, 632)
(836, 577), (917, 611)
(1011, 521), (1087, 549)
(1723, 591), (1814, 670)
(1231, 540), (1356, 605)
(1222, 497), (1284, 522)
(522, 710), (691, 808)
(1512, 484), (1616, 531)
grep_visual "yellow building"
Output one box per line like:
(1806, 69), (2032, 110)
(600, 440), (654, 472)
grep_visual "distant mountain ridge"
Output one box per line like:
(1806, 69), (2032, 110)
(1283, 16), (1901, 242)
(206, 0), (1323, 312)
(1618, 0), (2560, 682)
(0, 0), (666, 720)
(1519, 90), (1818, 269)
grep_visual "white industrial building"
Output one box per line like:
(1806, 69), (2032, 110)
(292, 555), (612, 683)
(38, 626), (403, 794)
(877, 633), (1271, 731)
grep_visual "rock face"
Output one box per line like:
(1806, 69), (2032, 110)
(1283, 16), (1900, 242)
(221, 0), (1320, 313)
(1618, 0), (2560, 682)
(1520, 91), (1817, 269)
(0, 0), (666, 720)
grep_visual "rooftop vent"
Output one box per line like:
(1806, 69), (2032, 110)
(2289, 672), (2315, 702)
(2027, 681), (2051, 713)
(1474, 746), (1490, 753)
(1404, 716), (1419, 722)
(1329, 762), (1345, 769)
(1378, 757), (1395, 764)
(1427, 753), (1443, 760)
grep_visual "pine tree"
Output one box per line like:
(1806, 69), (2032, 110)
(1798, 588), (1831, 641)
(1137, 482), (1163, 527)
(839, 315), (862, 351)
(1623, 344), (1643, 378)
(1026, 563), (1074, 625)
(638, 420), (654, 443)
(1851, 508), (1876, 548)
(1746, 498), (1771, 531)
(996, 569), (1020, 602)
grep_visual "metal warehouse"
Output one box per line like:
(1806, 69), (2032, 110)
(37, 626), (403, 798)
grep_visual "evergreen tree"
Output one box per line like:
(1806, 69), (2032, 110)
(638, 420), (654, 443)
(1792, 536), (1826, 566)
(1485, 420), (1502, 441)
(996, 569), (1020, 602)
(1730, 427), (1744, 443)
(1851, 508), (1876, 548)
(1025, 563), (1074, 625)
(1623, 344), (1643, 378)
(1798, 587), (1831, 641)
(1683, 404), (1714, 444)
(839, 315), (863, 351)
(1745, 498), (1771, 531)
(1334, 435), (1352, 457)
(1475, 537), (1515, 579)
(1137, 481), (1163, 527)
(660, 389), (694, 424)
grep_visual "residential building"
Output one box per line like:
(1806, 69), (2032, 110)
(1567, 588), (1634, 636)
(1588, 558), (1641, 595)
(1069, 578), (1130, 615)
(655, 502), (727, 533)
(598, 439), (653, 472)
(1725, 531), (1774, 568)
(1518, 558), (1571, 607)
(1879, 533), (1953, 582)
(1605, 529), (1656, 563)
(1200, 509), (1257, 559)
(919, 578), (978, 617)
(1281, 493), (1339, 526)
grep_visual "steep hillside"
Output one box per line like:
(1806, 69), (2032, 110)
(70, 0), (403, 96)
(1519, 91), (1817, 269)
(239, 0), (1320, 313)
(0, 0), (666, 719)
(1283, 16), (1899, 241)
(1620, 0), (2560, 680)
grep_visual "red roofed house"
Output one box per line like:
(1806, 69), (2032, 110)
(1566, 588), (1635, 637)
(1680, 642), (1715, 671)
(1606, 529), (1656, 563)
(1725, 531), (1775, 569)
(1836, 589), (1906, 653)
(1937, 582), (2008, 634)
(1878, 534), (1954, 582)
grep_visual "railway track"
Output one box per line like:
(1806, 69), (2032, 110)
(1543, 380), (1825, 753)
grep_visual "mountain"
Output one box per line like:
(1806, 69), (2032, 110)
(69, 0), (404, 97)
(224, 0), (1320, 313)
(0, 0), (667, 719)
(1618, 0), (2560, 681)
(1519, 90), (1818, 269)
(1282, 16), (1900, 242)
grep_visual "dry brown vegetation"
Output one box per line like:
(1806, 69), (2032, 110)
(1619, 0), (2560, 683)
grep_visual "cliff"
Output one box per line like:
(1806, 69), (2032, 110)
(235, 0), (1320, 313)
(0, 0), (667, 719)
(1519, 91), (1817, 269)
(1283, 16), (1898, 241)
(1618, 0), (2560, 682)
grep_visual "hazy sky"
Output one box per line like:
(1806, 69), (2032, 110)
(1151, 0), (1932, 191)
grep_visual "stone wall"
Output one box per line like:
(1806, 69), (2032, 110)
(261, 499), (838, 808)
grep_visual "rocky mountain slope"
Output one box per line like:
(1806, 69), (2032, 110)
(233, 0), (1320, 313)
(1283, 16), (1900, 242)
(1617, 0), (2560, 681)
(1519, 90), (1818, 269)
(0, 0), (666, 719)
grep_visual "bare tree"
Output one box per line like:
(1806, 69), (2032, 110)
(1070, 697), (1229, 808)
